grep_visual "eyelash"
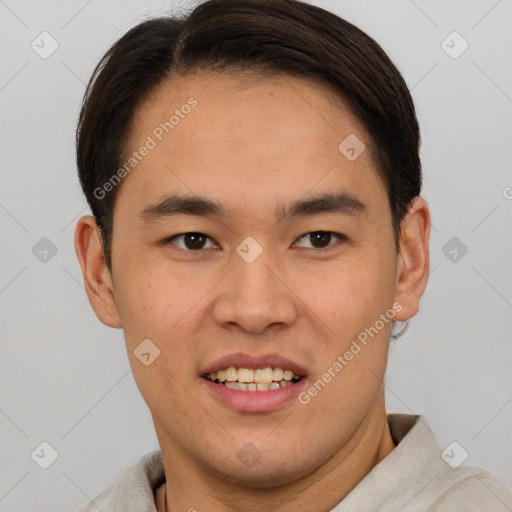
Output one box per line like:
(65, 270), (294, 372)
(164, 231), (347, 252)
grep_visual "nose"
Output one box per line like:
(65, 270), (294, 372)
(212, 249), (299, 334)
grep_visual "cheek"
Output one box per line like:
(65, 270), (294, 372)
(114, 264), (197, 406)
(303, 253), (397, 332)
(112, 253), (200, 340)
(302, 261), (395, 416)
(113, 270), (162, 341)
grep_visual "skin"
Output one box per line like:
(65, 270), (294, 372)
(75, 71), (430, 512)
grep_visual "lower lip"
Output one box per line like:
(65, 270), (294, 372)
(201, 377), (308, 413)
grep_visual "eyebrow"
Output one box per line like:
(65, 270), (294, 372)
(138, 192), (366, 223)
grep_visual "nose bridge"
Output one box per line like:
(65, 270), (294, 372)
(232, 233), (277, 293)
(212, 242), (298, 333)
(234, 251), (276, 300)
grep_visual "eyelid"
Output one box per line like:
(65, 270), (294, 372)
(166, 232), (219, 251)
(292, 231), (346, 250)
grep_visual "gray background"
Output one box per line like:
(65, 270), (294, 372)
(0, 0), (511, 510)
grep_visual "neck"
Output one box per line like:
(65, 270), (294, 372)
(156, 397), (395, 512)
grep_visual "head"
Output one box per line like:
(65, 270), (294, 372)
(75, 0), (430, 495)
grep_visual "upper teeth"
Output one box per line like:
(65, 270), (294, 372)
(208, 367), (300, 383)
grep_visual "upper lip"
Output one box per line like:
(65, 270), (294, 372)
(201, 352), (308, 377)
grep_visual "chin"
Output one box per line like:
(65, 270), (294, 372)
(207, 447), (320, 488)
(222, 464), (308, 488)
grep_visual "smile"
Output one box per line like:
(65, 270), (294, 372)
(204, 366), (302, 391)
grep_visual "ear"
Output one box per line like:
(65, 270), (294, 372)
(74, 215), (122, 328)
(393, 196), (431, 321)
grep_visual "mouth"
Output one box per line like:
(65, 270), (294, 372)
(200, 353), (308, 412)
(203, 366), (303, 391)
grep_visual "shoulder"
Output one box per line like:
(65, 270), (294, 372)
(74, 450), (164, 512)
(427, 465), (512, 511)
(336, 415), (512, 512)
(388, 415), (512, 511)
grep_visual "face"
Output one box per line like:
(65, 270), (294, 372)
(85, 72), (425, 487)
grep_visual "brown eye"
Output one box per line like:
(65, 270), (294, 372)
(167, 232), (217, 251)
(294, 231), (344, 250)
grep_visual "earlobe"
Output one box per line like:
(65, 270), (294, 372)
(393, 197), (431, 322)
(74, 215), (122, 328)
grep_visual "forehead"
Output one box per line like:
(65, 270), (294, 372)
(129, 69), (370, 157)
(118, 71), (385, 218)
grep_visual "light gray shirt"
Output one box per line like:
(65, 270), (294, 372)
(76, 414), (512, 511)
